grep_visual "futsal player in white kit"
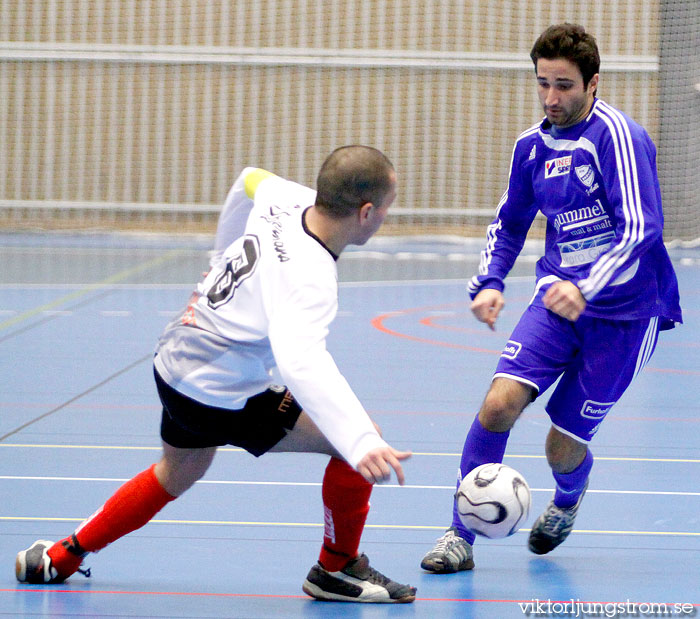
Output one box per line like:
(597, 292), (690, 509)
(16, 145), (417, 604)
(421, 23), (682, 573)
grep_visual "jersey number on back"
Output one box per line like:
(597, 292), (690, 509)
(206, 235), (260, 308)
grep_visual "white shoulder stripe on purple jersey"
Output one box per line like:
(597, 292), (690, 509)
(579, 101), (645, 299)
(475, 122), (558, 292)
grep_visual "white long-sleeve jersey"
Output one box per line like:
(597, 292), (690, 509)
(154, 168), (388, 468)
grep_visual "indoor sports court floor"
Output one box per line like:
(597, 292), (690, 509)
(1, 232), (698, 618)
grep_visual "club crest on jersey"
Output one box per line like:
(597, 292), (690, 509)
(501, 340), (522, 360)
(575, 164), (594, 187)
(544, 156), (571, 179)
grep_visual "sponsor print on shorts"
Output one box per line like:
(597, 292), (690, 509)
(558, 231), (614, 267)
(501, 340), (522, 360)
(580, 400), (615, 437)
(580, 400), (615, 421)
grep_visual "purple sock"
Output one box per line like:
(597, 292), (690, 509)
(553, 449), (593, 508)
(451, 414), (510, 542)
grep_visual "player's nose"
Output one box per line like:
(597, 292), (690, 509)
(545, 89), (559, 106)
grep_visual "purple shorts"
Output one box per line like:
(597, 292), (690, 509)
(494, 305), (660, 443)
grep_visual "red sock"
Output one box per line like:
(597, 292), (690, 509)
(318, 457), (373, 572)
(47, 464), (175, 578)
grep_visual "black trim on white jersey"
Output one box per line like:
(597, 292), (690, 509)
(302, 207), (339, 261)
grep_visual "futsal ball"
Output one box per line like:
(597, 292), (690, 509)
(456, 463), (531, 539)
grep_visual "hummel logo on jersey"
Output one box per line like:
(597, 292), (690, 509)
(528, 145), (536, 161)
(544, 156), (571, 178)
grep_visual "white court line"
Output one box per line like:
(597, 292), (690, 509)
(1, 476), (698, 496)
(1, 443), (698, 464)
(0, 276), (538, 290)
(339, 275), (536, 287)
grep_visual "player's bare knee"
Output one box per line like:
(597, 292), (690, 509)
(478, 405), (518, 432)
(478, 378), (532, 431)
(545, 429), (587, 473)
(478, 392), (524, 432)
(156, 445), (216, 496)
(271, 411), (341, 457)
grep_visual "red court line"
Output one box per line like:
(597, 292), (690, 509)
(372, 304), (700, 375)
(424, 314), (700, 351)
(0, 588), (492, 602)
(370, 303), (500, 354)
(420, 314), (493, 336)
(3, 590), (697, 607)
(1, 588), (305, 599)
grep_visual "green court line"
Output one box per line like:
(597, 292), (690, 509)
(0, 249), (183, 332)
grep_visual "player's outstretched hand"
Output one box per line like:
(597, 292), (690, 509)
(471, 288), (505, 330)
(357, 447), (412, 486)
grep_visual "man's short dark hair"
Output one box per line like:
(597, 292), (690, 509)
(530, 23), (600, 90)
(315, 145), (395, 219)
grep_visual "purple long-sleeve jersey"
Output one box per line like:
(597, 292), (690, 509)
(468, 98), (682, 329)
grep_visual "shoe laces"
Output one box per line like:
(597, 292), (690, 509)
(433, 529), (461, 553)
(540, 503), (574, 535)
(365, 565), (390, 586)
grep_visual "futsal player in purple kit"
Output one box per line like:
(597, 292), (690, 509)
(421, 23), (682, 572)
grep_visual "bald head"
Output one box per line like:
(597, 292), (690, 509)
(315, 145), (396, 219)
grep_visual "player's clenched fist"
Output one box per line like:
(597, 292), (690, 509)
(543, 280), (586, 322)
(471, 288), (505, 331)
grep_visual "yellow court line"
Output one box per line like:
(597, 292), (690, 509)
(0, 249), (183, 331)
(4, 476), (700, 496)
(1, 516), (698, 537)
(2, 444), (697, 464)
(3, 476), (700, 496)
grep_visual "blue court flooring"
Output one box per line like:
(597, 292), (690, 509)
(0, 233), (698, 618)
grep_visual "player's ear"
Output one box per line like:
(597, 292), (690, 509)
(587, 73), (599, 95)
(358, 202), (374, 223)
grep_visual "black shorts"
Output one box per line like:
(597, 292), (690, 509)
(154, 368), (303, 456)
